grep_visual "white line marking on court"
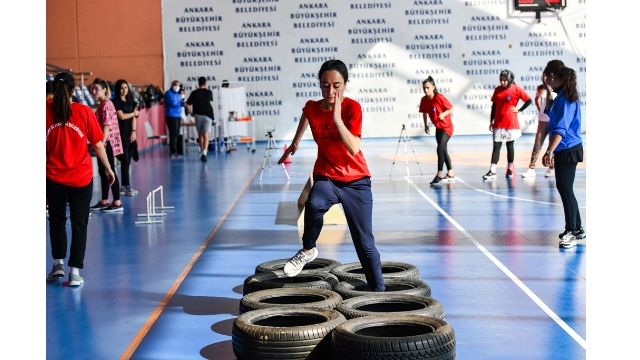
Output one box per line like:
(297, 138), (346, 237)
(404, 176), (587, 350)
(455, 177), (587, 209)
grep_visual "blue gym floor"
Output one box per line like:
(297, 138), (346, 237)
(46, 134), (587, 360)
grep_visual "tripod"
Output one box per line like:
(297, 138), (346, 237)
(390, 124), (423, 177)
(260, 128), (290, 182)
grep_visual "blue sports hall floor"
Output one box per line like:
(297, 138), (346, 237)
(38, 132), (628, 359)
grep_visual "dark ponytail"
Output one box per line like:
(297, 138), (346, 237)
(422, 76), (438, 95)
(543, 60), (579, 103)
(53, 72), (75, 124)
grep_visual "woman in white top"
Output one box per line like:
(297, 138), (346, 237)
(522, 79), (556, 178)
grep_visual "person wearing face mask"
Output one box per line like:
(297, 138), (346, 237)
(483, 69), (533, 179)
(164, 80), (186, 158)
(277, 59), (385, 293)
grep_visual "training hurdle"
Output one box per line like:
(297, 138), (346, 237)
(135, 186), (174, 225)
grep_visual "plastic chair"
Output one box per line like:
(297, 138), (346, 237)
(144, 122), (168, 156)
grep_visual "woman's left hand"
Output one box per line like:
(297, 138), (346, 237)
(542, 153), (554, 167)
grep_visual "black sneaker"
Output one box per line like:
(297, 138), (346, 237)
(430, 176), (443, 185)
(573, 227), (586, 240)
(90, 201), (109, 211)
(101, 203), (124, 213)
(201, 154), (207, 162)
(483, 171), (497, 179)
(442, 174), (455, 182)
(506, 169), (513, 178)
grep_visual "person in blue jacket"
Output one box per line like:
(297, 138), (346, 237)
(164, 80), (186, 157)
(541, 60), (585, 249)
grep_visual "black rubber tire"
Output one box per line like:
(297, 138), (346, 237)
(335, 294), (445, 320)
(232, 307), (347, 360)
(255, 257), (342, 274)
(331, 315), (456, 360)
(333, 278), (432, 299)
(239, 288), (343, 314)
(242, 270), (340, 296)
(330, 261), (420, 282)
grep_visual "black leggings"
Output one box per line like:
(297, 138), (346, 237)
(166, 117), (182, 154)
(97, 142), (120, 201)
(435, 129), (452, 172)
(491, 140), (514, 164)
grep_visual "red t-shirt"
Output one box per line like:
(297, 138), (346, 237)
(302, 97), (371, 182)
(419, 93), (454, 137)
(491, 84), (531, 129)
(46, 100), (104, 187)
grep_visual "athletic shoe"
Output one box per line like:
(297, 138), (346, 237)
(201, 154), (207, 162)
(559, 233), (577, 249)
(506, 169), (513, 178)
(545, 169), (555, 178)
(483, 171), (497, 179)
(573, 227), (586, 240)
(430, 176), (443, 186)
(120, 186), (126, 195)
(442, 174), (455, 182)
(123, 186), (138, 197)
(47, 264), (65, 280)
(69, 273), (84, 287)
(101, 203), (124, 213)
(90, 201), (109, 211)
(283, 248), (318, 277)
(521, 168), (536, 178)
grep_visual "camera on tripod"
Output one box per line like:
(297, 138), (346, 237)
(265, 126), (276, 137)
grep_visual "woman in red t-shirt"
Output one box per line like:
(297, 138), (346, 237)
(419, 76), (455, 186)
(277, 60), (385, 292)
(483, 70), (532, 179)
(46, 72), (115, 286)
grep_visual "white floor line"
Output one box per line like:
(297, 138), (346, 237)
(405, 176), (587, 350)
(455, 177), (587, 209)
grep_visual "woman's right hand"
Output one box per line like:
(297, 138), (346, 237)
(489, 120), (494, 132)
(277, 143), (297, 164)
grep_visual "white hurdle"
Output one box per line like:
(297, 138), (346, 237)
(135, 186), (174, 225)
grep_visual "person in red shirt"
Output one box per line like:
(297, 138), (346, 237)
(46, 72), (115, 286)
(419, 76), (455, 185)
(277, 59), (385, 292)
(483, 70), (532, 179)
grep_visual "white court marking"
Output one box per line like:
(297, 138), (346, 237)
(455, 176), (587, 209)
(404, 176), (587, 350)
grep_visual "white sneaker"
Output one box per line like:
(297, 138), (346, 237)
(559, 233), (576, 249)
(521, 168), (536, 178)
(283, 248), (318, 277)
(545, 169), (555, 178)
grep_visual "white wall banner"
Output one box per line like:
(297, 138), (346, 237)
(162, 0), (586, 141)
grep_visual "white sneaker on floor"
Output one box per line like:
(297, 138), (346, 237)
(545, 169), (555, 178)
(521, 168), (536, 178)
(283, 248), (318, 277)
(559, 233), (577, 249)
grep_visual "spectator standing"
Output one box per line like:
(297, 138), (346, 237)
(46, 72), (115, 286)
(186, 77), (215, 162)
(112, 79), (138, 196)
(164, 80), (186, 158)
(522, 80), (557, 178)
(419, 76), (455, 185)
(482, 69), (533, 179)
(541, 61), (586, 249)
(90, 78), (124, 212)
(277, 60), (385, 292)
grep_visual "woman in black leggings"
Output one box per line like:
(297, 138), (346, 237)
(418, 76), (455, 185)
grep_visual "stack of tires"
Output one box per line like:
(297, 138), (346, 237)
(232, 258), (456, 359)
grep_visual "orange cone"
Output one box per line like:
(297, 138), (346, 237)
(283, 144), (291, 163)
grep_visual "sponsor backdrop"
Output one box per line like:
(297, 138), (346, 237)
(161, 0), (586, 141)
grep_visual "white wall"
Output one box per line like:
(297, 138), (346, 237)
(162, 0), (586, 141)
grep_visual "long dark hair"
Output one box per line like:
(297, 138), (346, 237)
(52, 72), (75, 124)
(423, 76), (439, 95)
(114, 79), (134, 105)
(318, 59), (349, 83)
(92, 78), (111, 99)
(543, 60), (579, 103)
